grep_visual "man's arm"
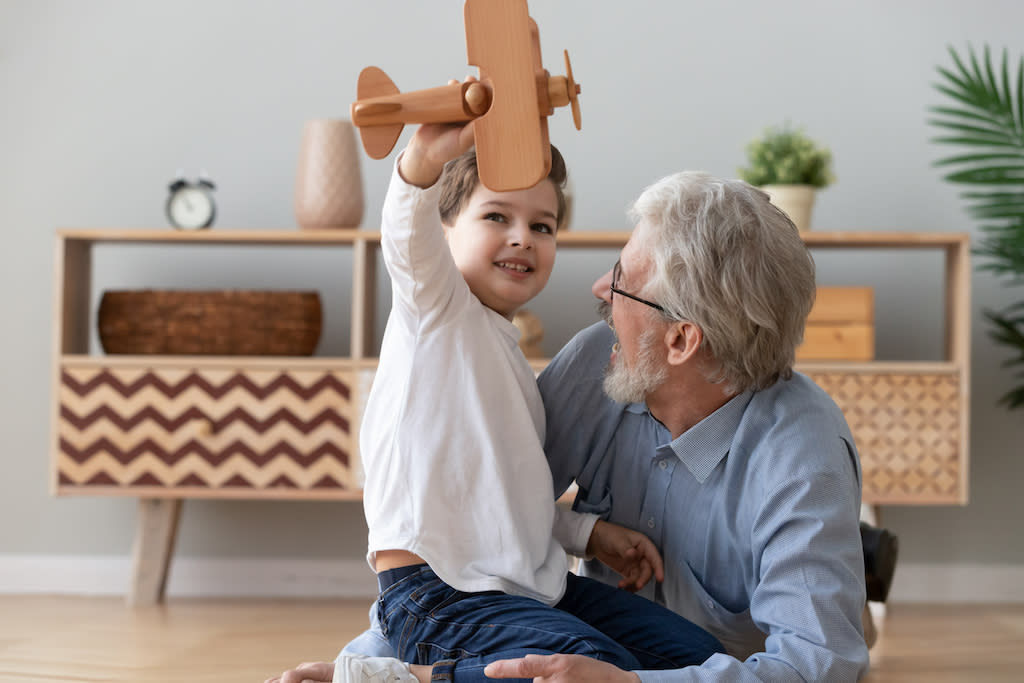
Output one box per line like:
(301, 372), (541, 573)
(643, 462), (868, 681)
(486, 654), (640, 682)
(538, 322), (618, 498)
(646, 467), (867, 681)
(493, 450), (870, 682)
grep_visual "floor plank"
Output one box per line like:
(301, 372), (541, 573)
(863, 604), (1024, 682)
(0, 596), (368, 683)
(0, 596), (1021, 682)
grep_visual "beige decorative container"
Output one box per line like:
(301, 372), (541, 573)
(294, 119), (365, 229)
(761, 184), (816, 232)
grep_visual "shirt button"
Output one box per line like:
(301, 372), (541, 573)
(647, 518), (656, 529)
(659, 460), (668, 470)
(707, 600), (715, 609)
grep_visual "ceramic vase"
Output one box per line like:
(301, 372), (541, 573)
(761, 184), (816, 232)
(294, 119), (365, 229)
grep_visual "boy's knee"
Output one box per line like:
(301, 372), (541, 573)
(340, 628), (396, 659)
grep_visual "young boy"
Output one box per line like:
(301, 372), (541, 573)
(269, 119), (724, 683)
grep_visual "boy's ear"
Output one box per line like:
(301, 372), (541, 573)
(664, 321), (702, 366)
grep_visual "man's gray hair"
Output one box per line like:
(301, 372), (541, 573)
(630, 171), (816, 394)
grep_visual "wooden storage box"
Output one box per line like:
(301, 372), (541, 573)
(797, 286), (874, 361)
(97, 290), (322, 356)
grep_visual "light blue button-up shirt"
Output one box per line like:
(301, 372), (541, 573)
(540, 322), (869, 682)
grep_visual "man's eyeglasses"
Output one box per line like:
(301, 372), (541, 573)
(610, 260), (666, 313)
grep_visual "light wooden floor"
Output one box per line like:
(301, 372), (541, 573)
(1, 597), (1022, 682)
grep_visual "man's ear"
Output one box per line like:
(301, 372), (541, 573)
(664, 321), (703, 366)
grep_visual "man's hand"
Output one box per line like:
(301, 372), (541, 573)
(264, 660), (334, 683)
(586, 520), (664, 592)
(484, 653), (641, 682)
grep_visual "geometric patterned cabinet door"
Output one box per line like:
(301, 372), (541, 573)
(56, 362), (360, 498)
(807, 369), (963, 504)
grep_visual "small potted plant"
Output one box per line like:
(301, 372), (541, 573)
(738, 124), (835, 232)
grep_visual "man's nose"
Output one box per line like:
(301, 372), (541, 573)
(593, 268), (613, 302)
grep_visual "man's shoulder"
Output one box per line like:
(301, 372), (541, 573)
(568, 320), (616, 348)
(539, 322), (608, 375)
(538, 322), (617, 416)
(739, 372), (858, 466)
(754, 371), (846, 419)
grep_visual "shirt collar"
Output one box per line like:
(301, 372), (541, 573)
(660, 390), (755, 483)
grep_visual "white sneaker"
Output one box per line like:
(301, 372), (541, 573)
(333, 654), (418, 683)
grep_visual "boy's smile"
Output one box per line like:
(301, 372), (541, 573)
(495, 258), (532, 275)
(443, 181), (559, 319)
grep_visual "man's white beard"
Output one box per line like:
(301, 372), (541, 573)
(603, 327), (668, 404)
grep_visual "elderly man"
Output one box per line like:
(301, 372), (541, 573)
(486, 171), (869, 681)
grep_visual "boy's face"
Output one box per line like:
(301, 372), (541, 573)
(443, 179), (558, 319)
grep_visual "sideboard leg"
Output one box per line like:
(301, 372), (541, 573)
(128, 498), (182, 606)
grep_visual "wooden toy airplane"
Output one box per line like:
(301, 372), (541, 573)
(350, 0), (581, 192)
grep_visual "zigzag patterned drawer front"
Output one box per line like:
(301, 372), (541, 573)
(55, 363), (359, 499)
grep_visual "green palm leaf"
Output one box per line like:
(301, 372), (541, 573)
(933, 83), (997, 112)
(929, 120), (1015, 140)
(930, 105), (1016, 128)
(962, 190), (1024, 199)
(935, 153), (1024, 165)
(1016, 53), (1023, 131)
(931, 44), (1024, 409)
(983, 306), (1024, 409)
(943, 166), (1024, 183)
(968, 205), (1024, 221)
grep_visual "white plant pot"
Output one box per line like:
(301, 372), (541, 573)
(761, 184), (817, 232)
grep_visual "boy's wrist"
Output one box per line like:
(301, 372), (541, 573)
(398, 146), (443, 189)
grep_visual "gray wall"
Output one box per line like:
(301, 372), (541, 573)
(3, 1), (1023, 594)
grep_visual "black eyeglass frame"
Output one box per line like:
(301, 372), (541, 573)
(610, 260), (666, 313)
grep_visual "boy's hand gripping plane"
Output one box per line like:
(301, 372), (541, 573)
(350, 0), (581, 192)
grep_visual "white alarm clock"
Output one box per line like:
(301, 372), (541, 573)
(166, 176), (216, 230)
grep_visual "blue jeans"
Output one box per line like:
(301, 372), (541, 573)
(375, 565), (725, 682)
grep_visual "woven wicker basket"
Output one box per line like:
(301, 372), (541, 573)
(97, 290), (322, 356)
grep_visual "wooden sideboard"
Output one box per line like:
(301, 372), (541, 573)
(51, 229), (970, 603)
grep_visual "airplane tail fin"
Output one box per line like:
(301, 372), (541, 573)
(351, 67), (405, 159)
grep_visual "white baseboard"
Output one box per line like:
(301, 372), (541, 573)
(890, 562), (1024, 603)
(2, 555), (1023, 603)
(0, 554), (378, 598)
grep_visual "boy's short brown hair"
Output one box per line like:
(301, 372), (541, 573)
(438, 145), (568, 229)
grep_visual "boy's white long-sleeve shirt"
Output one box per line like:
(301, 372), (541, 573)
(361, 162), (592, 605)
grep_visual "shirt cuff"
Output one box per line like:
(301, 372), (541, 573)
(552, 506), (599, 559)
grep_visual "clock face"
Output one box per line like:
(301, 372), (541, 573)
(167, 185), (215, 230)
